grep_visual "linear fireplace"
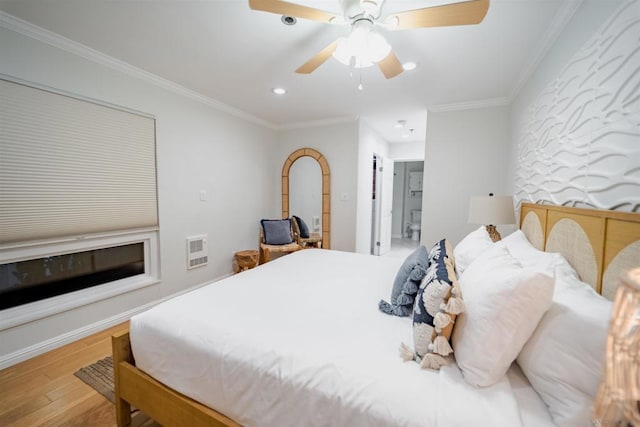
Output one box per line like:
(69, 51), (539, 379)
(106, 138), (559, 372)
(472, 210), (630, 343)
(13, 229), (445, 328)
(0, 243), (145, 310)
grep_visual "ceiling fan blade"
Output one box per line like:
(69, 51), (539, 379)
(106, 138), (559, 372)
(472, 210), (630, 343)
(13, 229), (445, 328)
(386, 0), (489, 30)
(377, 51), (403, 79)
(295, 40), (339, 74)
(249, 0), (338, 23)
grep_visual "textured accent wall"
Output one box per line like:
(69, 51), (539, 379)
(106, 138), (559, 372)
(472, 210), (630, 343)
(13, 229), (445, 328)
(515, 0), (640, 212)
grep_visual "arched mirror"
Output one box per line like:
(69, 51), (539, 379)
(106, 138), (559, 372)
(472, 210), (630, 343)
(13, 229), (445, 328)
(282, 148), (330, 249)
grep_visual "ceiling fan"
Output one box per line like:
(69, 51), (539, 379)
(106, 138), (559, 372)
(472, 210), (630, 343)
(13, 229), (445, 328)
(249, 0), (490, 79)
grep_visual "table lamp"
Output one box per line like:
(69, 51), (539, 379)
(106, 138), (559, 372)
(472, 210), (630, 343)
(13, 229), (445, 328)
(468, 194), (516, 242)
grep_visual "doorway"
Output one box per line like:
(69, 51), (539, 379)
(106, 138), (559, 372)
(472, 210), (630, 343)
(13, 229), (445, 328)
(389, 160), (424, 257)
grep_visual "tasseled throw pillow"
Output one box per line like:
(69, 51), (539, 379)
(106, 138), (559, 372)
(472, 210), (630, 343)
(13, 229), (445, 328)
(379, 245), (429, 317)
(399, 239), (464, 370)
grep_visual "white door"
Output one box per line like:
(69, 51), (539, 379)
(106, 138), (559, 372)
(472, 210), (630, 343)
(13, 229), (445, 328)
(371, 155), (381, 254)
(377, 157), (395, 255)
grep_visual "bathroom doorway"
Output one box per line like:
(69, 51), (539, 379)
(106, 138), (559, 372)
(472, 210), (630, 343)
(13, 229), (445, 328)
(389, 160), (424, 258)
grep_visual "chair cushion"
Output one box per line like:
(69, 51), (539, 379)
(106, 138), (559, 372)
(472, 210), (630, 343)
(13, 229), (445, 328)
(293, 215), (310, 238)
(261, 219), (294, 245)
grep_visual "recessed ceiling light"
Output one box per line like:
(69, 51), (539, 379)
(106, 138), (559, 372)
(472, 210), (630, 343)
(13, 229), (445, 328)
(272, 87), (287, 95)
(281, 16), (296, 25)
(403, 128), (415, 138)
(394, 120), (406, 129)
(402, 62), (417, 71)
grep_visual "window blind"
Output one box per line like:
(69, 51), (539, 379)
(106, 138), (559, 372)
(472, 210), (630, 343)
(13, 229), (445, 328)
(0, 78), (158, 245)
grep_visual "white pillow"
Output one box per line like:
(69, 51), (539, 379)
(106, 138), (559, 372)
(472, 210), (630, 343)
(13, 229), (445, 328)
(453, 226), (493, 276)
(517, 270), (611, 427)
(452, 245), (555, 387)
(502, 230), (579, 280)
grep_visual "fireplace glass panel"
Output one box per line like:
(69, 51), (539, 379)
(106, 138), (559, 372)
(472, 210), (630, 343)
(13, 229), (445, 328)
(0, 243), (144, 309)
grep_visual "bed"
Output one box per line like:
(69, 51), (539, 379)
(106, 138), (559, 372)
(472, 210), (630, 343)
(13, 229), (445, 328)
(112, 203), (640, 427)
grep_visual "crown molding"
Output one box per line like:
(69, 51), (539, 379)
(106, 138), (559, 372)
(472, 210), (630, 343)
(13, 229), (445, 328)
(0, 11), (276, 130)
(508, 0), (583, 102)
(275, 115), (359, 131)
(428, 97), (510, 113)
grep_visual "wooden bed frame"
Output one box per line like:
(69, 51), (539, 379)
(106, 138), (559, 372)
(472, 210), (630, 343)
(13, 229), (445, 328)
(112, 203), (640, 427)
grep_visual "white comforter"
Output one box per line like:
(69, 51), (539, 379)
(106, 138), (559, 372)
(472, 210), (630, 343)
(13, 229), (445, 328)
(131, 249), (533, 427)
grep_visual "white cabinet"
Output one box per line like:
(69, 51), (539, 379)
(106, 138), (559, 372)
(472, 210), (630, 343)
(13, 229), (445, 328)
(408, 171), (423, 196)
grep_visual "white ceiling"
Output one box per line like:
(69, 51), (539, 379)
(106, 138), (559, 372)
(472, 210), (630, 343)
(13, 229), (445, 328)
(0, 0), (577, 142)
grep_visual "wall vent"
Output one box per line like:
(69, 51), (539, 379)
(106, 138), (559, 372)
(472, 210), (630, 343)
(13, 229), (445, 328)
(186, 235), (208, 269)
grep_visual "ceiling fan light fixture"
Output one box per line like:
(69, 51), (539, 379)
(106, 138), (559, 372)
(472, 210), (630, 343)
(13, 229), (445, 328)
(331, 20), (391, 69)
(384, 15), (399, 29)
(359, 0), (381, 15)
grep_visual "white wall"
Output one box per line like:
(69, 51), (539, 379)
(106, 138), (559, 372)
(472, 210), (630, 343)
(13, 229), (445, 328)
(389, 141), (426, 161)
(275, 121), (359, 252)
(422, 106), (511, 247)
(391, 162), (406, 238)
(355, 121), (391, 254)
(508, 0), (638, 212)
(0, 25), (278, 364)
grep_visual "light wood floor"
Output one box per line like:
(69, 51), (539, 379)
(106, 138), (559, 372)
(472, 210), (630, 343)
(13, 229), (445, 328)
(0, 322), (160, 427)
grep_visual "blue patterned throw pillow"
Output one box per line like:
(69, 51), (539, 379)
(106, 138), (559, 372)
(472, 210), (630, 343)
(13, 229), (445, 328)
(399, 239), (465, 370)
(429, 238), (455, 264)
(378, 245), (429, 317)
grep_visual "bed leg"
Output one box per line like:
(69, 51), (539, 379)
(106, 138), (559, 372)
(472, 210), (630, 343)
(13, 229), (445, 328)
(112, 332), (133, 427)
(116, 395), (131, 427)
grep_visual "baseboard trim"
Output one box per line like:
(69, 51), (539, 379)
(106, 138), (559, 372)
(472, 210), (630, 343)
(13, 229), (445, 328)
(0, 273), (232, 370)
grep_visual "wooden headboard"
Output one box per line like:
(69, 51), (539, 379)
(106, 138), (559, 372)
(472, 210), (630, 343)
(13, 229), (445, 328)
(520, 202), (640, 300)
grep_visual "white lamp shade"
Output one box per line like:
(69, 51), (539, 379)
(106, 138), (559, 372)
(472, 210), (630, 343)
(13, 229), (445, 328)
(468, 195), (516, 225)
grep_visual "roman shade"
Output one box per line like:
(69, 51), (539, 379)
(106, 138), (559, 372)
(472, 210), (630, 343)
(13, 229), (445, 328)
(0, 78), (158, 245)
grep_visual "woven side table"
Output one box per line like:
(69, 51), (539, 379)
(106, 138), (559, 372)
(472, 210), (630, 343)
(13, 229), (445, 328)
(234, 250), (259, 273)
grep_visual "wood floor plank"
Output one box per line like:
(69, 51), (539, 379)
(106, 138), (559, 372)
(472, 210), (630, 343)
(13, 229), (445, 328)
(0, 394), (51, 426)
(0, 340), (88, 382)
(45, 377), (89, 402)
(44, 343), (113, 381)
(0, 374), (58, 414)
(7, 377), (95, 427)
(40, 393), (114, 427)
(0, 322), (129, 427)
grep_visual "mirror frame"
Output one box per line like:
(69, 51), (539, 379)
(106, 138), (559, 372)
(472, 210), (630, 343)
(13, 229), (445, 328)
(282, 148), (330, 249)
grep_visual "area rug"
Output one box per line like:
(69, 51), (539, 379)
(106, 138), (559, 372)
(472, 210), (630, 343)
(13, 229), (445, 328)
(74, 355), (115, 404)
